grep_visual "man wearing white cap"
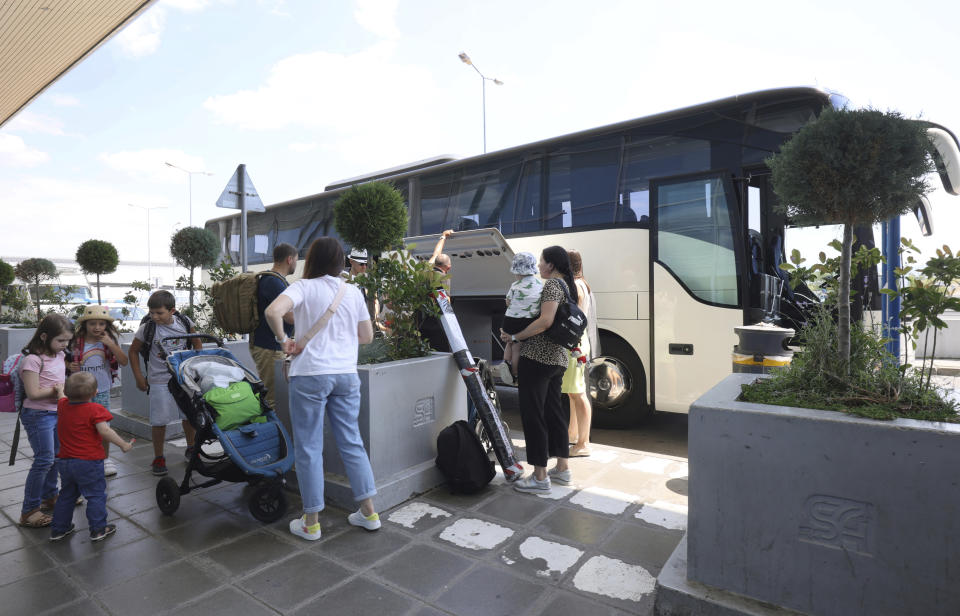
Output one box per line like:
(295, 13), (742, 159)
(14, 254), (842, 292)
(343, 247), (378, 326)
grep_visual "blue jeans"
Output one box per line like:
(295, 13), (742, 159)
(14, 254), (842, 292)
(20, 407), (59, 515)
(93, 391), (110, 408)
(52, 459), (107, 536)
(288, 373), (376, 513)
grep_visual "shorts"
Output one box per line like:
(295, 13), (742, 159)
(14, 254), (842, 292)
(148, 384), (184, 426)
(502, 316), (536, 335)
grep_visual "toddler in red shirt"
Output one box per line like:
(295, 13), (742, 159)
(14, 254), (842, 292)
(50, 372), (134, 542)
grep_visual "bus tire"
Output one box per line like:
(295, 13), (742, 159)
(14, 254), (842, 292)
(588, 334), (652, 428)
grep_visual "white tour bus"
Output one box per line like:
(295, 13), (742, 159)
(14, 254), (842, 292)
(205, 87), (960, 427)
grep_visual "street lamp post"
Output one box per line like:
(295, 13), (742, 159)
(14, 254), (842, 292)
(164, 162), (213, 227)
(458, 52), (503, 153)
(129, 203), (168, 289)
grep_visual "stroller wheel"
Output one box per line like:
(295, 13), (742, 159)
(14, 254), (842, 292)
(156, 477), (181, 515)
(249, 483), (287, 523)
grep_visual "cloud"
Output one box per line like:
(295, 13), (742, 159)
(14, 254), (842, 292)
(99, 148), (208, 183)
(115, 8), (166, 57)
(0, 135), (49, 167)
(161, 0), (211, 10)
(50, 94), (80, 107)
(354, 0), (400, 39)
(3, 111), (68, 136)
(288, 142), (318, 152)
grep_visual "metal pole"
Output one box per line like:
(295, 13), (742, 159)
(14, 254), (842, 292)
(188, 173), (193, 227)
(482, 77), (487, 154)
(239, 163), (248, 273)
(146, 208), (152, 288)
(883, 218), (901, 362)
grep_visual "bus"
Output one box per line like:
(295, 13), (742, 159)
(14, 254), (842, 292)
(205, 87), (960, 427)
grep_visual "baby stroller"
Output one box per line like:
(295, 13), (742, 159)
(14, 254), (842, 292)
(155, 334), (294, 523)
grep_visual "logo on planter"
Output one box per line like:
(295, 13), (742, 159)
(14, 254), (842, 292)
(798, 494), (874, 555)
(413, 396), (435, 427)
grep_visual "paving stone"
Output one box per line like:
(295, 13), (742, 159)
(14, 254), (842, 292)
(318, 527), (411, 568)
(0, 568), (81, 613)
(199, 529), (301, 577)
(536, 506), (617, 545)
(43, 519), (148, 565)
(64, 536), (182, 591)
(0, 469), (29, 491)
(105, 486), (158, 516)
(435, 563), (546, 616)
(477, 492), (554, 525)
(102, 470), (162, 496)
(158, 511), (260, 554)
(408, 605), (450, 616)
(0, 522), (45, 555)
(0, 544), (55, 586)
(372, 543), (475, 597)
(242, 550), (351, 611)
(292, 576), (416, 616)
(176, 587), (279, 616)
(422, 484), (497, 510)
(128, 496), (230, 532)
(570, 554), (657, 612)
(500, 534), (585, 582)
(385, 501), (454, 533)
(42, 596), (110, 615)
(599, 523), (683, 577)
(533, 589), (636, 615)
(96, 559), (220, 615)
(665, 476), (688, 496)
(0, 485), (24, 508)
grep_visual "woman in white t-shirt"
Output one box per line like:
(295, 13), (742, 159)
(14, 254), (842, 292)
(264, 237), (379, 541)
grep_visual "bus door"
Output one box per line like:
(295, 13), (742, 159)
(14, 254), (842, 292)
(650, 174), (743, 412)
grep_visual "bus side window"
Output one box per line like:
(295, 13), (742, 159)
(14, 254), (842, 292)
(448, 161), (522, 235)
(420, 171), (456, 235)
(514, 159), (543, 233)
(546, 144), (619, 229)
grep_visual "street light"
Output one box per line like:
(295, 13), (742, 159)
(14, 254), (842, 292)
(458, 52), (503, 153)
(164, 162), (213, 227)
(128, 203), (168, 289)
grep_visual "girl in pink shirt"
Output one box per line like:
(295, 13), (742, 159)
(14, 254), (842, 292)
(19, 314), (72, 528)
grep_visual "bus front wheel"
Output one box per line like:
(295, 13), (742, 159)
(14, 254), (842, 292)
(588, 334), (651, 428)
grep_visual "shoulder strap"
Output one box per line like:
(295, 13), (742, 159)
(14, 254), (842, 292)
(3, 354), (21, 376)
(258, 270), (289, 289)
(297, 280), (348, 349)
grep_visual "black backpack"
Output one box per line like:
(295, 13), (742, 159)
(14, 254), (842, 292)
(545, 279), (587, 350)
(436, 420), (495, 494)
(138, 312), (193, 365)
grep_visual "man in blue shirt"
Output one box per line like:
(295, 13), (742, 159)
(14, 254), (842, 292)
(250, 243), (297, 408)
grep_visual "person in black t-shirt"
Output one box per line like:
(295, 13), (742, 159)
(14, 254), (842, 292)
(250, 243), (297, 407)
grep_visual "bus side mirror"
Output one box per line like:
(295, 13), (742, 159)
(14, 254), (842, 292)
(913, 195), (933, 237)
(927, 127), (960, 196)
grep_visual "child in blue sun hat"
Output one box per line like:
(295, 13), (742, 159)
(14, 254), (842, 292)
(497, 252), (543, 385)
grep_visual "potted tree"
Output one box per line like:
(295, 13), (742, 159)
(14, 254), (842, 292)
(658, 109), (960, 616)
(15, 257), (58, 324)
(170, 226), (219, 312)
(76, 239), (119, 305)
(277, 181), (466, 512)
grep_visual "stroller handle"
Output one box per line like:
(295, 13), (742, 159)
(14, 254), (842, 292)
(161, 333), (225, 347)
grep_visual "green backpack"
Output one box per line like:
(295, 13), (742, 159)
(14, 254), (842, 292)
(210, 271), (286, 334)
(203, 381), (265, 431)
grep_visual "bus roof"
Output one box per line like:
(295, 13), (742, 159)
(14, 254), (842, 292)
(206, 86), (837, 225)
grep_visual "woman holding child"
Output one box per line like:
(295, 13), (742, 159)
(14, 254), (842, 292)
(499, 246), (576, 494)
(264, 237), (381, 541)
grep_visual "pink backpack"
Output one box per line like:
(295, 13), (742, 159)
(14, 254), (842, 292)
(0, 354), (23, 414)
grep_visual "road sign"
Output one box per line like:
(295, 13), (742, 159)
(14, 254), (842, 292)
(216, 166), (265, 211)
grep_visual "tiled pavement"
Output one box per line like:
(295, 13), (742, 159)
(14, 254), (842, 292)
(0, 410), (688, 616)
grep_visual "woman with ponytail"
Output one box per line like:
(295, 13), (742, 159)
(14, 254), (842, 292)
(499, 245), (576, 494)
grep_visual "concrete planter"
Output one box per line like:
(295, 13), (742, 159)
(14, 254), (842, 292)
(273, 352), (465, 513)
(656, 373), (960, 616)
(114, 340), (254, 439)
(0, 326), (36, 360)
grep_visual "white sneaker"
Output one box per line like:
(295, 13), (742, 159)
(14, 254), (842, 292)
(348, 508), (381, 531)
(496, 362), (515, 385)
(513, 475), (551, 494)
(289, 516), (322, 541)
(103, 459), (118, 477)
(547, 467), (572, 486)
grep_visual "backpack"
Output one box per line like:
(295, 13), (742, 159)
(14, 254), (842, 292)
(545, 279), (588, 350)
(138, 312), (194, 366)
(3, 353), (41, 466)
(435, 420), (495, 494)
(210, 271), (287, 334)
(1, 354), (24, 414)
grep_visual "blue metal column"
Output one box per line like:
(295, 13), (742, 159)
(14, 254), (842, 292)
(883, 217), (901, 362)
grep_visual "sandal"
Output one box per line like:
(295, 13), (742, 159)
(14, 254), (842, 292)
(569, 446), (591, 457)
(40, 495), (57, 513)
(19, 508), (53, 528)
(90, 524), (117, 542)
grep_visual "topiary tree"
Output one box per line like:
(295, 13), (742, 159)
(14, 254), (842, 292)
(15, 258), (58, 323)
(767, 108), (934, 371)
(75, 239), (119, 305)
(0, 259), (14, 315)
(170, 226), (219, 309)
(334, 181), (409, 255)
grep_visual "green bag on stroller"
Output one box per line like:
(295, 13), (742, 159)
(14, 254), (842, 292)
(203, 381), (266, 431)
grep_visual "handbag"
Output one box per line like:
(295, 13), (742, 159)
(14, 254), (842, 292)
(282, 281), (348, 382)
(545, 279), (588, 350)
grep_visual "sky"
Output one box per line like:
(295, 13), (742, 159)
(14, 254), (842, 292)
(2, 0), (960, 282)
